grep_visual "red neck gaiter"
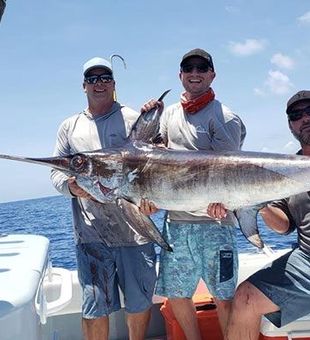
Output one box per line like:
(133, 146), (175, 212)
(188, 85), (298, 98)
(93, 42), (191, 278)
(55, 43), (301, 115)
(180, 88), (215, 114)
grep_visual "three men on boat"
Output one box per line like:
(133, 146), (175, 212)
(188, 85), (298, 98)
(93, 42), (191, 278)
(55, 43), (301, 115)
(51, 50), (310, 340)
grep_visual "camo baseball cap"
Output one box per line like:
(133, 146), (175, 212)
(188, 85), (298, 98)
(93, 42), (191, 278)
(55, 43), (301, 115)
(286, 90), (310, 113)
(83, 57), (113, 76)
(180, 48), (215, 71)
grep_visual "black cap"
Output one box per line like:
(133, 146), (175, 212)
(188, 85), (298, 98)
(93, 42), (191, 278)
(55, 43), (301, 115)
(286, 90), (310, 114)
(180, 48), (214, 71)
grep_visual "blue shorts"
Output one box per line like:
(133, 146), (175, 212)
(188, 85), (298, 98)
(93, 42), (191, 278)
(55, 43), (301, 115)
(156, 222), (238, 300)
(76, 242), (157, 318)
(248, 248), (310, 327)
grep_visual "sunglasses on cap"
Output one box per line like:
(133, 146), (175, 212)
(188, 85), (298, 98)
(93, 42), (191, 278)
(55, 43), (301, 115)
(181, 63), (210, 73)
(287, 105), (310, 122)
(84, 74), (114, 84)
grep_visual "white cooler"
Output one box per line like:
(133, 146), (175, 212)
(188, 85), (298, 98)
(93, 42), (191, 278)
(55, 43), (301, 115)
(260, 315), (310, 339)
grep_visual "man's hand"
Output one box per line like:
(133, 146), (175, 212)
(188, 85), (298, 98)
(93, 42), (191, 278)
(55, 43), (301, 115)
(140, 99), (163, 113)
(68, 177), (94, 200)
(139, 198), (159, 215)
(206, 203), (227, 219)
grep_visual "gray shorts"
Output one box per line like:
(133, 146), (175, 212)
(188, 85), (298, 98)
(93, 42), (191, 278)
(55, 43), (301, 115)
(248, 248), (310, 327)
(76, 242), (157, 318)
(156, 222), (238, 300)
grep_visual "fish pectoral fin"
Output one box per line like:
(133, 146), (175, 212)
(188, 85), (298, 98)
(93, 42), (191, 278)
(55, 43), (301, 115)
(234, 204), (266, 249)
(116, 198), (172, 252)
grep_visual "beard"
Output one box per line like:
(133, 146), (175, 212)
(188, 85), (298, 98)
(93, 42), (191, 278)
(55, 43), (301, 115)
(291, 121), (310, 145)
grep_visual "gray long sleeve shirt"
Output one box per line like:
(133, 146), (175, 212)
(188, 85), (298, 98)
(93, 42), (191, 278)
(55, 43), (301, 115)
(51, 102), (151, 246)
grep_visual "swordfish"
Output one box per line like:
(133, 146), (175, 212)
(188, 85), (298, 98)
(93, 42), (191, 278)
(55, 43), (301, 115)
(0, 91), (309, 249)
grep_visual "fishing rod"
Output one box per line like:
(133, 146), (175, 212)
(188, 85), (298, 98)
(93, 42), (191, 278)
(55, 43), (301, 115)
(110, 54), (126, 101)
(0, 0), (6, 22)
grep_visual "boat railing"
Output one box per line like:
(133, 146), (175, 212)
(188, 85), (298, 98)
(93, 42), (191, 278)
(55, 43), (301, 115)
(36, 266), (73, 324)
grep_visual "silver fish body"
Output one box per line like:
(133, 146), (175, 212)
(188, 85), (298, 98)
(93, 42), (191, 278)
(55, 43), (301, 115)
(1, 145), (309, 249)
(64, 143), (310, 248)
(70, 144), (309, 209)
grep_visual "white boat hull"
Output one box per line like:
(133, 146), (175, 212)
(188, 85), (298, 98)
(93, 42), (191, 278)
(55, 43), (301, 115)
(1, 234), (310, 340)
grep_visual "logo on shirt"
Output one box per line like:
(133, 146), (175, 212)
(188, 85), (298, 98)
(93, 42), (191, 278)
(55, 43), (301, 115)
(195, 125), (208, 133)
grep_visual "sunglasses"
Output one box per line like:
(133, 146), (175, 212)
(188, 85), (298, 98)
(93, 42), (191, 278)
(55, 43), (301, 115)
(84, 74), (114, 84)
(288, 106), (310, 122)
(181, 64), (210, 73)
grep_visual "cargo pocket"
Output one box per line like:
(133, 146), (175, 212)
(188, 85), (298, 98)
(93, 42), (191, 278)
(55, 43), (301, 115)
(219, 250), (233, 282)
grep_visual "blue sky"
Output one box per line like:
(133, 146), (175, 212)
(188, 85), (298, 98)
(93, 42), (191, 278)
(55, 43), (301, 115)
(0, 0), (310, 202)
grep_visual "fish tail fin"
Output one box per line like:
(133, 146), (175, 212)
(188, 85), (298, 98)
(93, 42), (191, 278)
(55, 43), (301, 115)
(234, 204), (265, 249)
(128, 89), (171, 143)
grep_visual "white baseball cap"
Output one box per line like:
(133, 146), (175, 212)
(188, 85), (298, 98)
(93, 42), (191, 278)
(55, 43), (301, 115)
(83, 57), (113, 76)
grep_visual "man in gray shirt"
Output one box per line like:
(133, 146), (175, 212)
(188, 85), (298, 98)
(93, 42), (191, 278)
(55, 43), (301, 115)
(224, 91), (310, 340)
(51, 57), (156, 340)
(142, 48), (246, 340)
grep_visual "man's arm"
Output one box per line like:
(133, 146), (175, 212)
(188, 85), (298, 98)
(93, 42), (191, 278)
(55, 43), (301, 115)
(50, 118), (91, 199)
(259, 204), (290, 234)
(50, 120), (74, 197)
(210, 115), (246, 152)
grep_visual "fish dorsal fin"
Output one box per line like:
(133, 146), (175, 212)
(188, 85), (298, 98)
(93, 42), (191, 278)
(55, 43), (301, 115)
(116, 197), (172, 251)
(128, 89), (170, 143)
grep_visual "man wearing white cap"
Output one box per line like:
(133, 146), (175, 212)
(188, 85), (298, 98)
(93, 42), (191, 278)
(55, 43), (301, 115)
(51, 57), (156, 340)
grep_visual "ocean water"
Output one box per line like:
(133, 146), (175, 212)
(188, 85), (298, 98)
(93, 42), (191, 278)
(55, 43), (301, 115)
(0, 195), (297, 270)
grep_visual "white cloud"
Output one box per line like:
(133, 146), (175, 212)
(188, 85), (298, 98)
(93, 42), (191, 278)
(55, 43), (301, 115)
(298, 11), (310, 25)
(260, 141), (298, 154)
(229, 39), (266, 56)
(261, 146), (273, 153)
(270, 53), (294, 70)
(225, 6), (239, 14)
(265, 70), (294, 95)
(282, 141), (299, 153)
(253, 88), (266, 96)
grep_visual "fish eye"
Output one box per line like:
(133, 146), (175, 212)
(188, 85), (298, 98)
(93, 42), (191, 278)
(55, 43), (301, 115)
(71, 155), (86, 170)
